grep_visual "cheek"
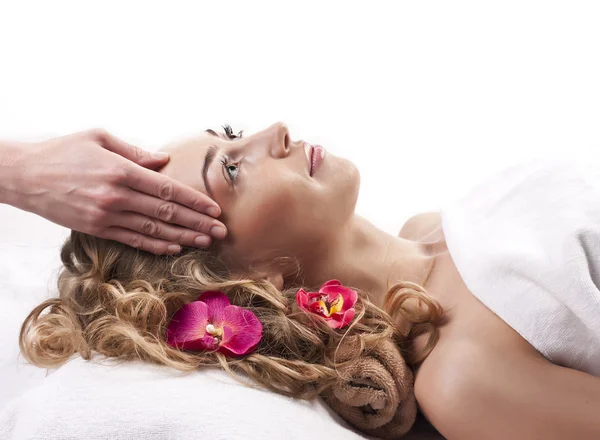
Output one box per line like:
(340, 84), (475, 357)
(229, 184), (308, 254)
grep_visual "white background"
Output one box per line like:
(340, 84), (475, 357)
(1, 0), (599, 411)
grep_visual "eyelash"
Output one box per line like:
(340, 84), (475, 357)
(217, 125), (243, 184)
(220, 155), (241, 184)
(222, 124), (243, 140)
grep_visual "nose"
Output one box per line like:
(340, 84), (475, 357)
(266, 121), (291, 158)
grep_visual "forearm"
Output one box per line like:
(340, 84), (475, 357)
(0, 140), (27, 206)
(534, 364), (600, 439)
(422, 344), (600, 440)
(447, 360), (600, 440)
(486, 366), (600, 440)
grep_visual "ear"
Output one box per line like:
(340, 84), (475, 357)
(229, 265), (286, 291)
(262, 272), (285, 291)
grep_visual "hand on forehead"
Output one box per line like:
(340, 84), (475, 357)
(159, 134), (215, 195)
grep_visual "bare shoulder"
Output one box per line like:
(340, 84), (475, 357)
(398, 211), (442, 241)
(413, 335), (600, 440)
(414, 338), (523, 438)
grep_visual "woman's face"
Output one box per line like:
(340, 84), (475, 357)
(159, 122), (360, 276)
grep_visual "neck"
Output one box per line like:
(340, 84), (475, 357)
(301, 214), (434, 308)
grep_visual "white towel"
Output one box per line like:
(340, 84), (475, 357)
(0, 354), (373, 440)
(440, 154), (600, 376)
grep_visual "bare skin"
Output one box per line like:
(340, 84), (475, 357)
(157, 122), (600, 439)
(0, 129), (226, 254)
(158, 122), (432, 292)
(400, 213), (600, 439)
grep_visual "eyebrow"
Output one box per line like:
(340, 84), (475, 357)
(202, 144), (218, 198)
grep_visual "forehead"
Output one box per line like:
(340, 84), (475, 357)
(158, 133), (216, 194)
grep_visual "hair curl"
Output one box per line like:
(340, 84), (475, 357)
(19, 231), (443, 400)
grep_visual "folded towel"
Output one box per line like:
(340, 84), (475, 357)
(321, 335), (417, 439)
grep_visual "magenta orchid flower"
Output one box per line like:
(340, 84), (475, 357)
(166, 291), (263, 357)
(296, 279), (357, 329)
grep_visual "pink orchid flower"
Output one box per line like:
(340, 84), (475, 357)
(166, 291), (262, 357)
(296, 279), (357, 329)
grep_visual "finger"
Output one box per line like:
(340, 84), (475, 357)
(92, 129), (170, 170)
(114, 188), (227, 240)
(100, 226), (182, 255)
(109, 211), (212, 248)
(123, 163), (223, 219)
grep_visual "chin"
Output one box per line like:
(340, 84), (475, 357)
(337, 158), (361, 214)
(343, 157), (360, 188)
(350, 163), (361, 206)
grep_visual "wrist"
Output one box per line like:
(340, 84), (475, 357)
(0, 141), (29, 207)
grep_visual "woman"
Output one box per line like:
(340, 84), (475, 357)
(18, 122), (600, 439)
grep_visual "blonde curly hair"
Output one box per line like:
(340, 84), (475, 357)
(19, 230), (443, 400)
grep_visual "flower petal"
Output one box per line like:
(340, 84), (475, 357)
(321, 285), (357, 312)
(328, 308), (356, 329)
(307, 292), (326, 302)
(197, 291), (230, 327)
(166, 301), (210, 349)
(218, 305), (263, 356)
(328, 294), (344, 315)
(319, 279), (342, 290)
(310, 300), (330, 317)
(296, 288), (311, 309)
(196, 334), (220, 351)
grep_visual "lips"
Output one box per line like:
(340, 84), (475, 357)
(304, 142), (326, 177)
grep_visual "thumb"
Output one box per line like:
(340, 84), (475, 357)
(97, 130), (170, 170)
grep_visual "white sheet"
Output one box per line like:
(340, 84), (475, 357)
(0, 354), (374, 440)
(0, 242), (65, 409)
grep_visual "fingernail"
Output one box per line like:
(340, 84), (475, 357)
(195, 236), (210, 247)
(206, 206), (220, 217)
(167, 244), (181, 254)
(152, 152), (169, 159)
(210, 226), (227, 239)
